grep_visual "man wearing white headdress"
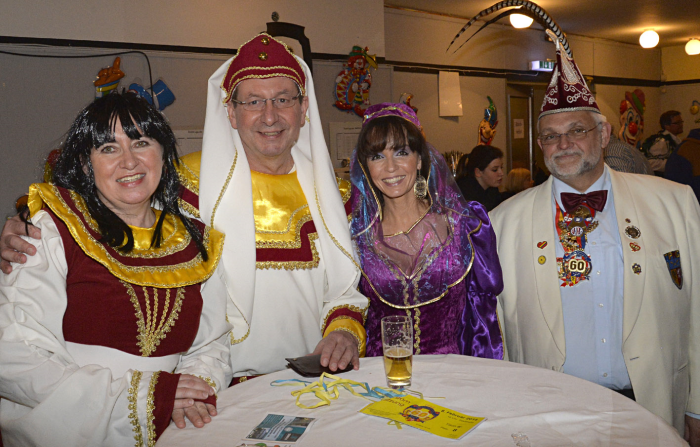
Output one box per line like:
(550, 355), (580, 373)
(0, 33), (368, 382)
(191, 33), (367, 382)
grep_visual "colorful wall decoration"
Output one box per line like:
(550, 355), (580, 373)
(478, 96), (498, 145)
(618, 89), (645, 146)
(333, 46), (377, 117)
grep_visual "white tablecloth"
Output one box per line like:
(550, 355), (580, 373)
(157, 355), (686, 446)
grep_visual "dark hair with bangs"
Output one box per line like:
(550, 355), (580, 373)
(52, 92), (207, 260)
(464, 145), (503, 179)
(356, 116), (430, 206)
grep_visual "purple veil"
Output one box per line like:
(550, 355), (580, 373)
(350, 106), (504, 359)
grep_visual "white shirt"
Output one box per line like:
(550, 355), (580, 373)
(552, 166), (631, 390)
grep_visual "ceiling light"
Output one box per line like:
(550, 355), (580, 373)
(510, 14), (533, 29)
(686, 38), (700, 55)
(639, 30), (659, 48)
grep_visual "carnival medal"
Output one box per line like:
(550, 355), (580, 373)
(556, 203), (598, 287)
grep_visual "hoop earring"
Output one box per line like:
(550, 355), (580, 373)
(414, 169), (427, 200)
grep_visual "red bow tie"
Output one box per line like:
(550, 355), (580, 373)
(560, 190), (608, 213)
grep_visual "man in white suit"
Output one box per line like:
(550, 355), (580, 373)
(490, 37), (699, 444)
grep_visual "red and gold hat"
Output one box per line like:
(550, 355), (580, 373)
(539, 30), (600, 120)
(221, 33), (306, 103)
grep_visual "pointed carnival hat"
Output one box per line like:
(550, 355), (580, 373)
(220, 33), (306, 103)
(446, 1), (600, 120)
(539, 29), (600, 119)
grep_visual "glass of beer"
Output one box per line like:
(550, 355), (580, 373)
(381, 315), (413, 389)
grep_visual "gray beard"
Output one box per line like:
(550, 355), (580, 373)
(545, 148), (601, 180)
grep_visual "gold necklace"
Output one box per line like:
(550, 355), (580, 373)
(383, 204), (430, 237)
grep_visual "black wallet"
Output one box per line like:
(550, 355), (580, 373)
(285, 354), (354, 377)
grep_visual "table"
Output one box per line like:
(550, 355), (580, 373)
(157, 355), (686, 446)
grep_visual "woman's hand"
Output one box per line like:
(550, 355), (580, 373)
(171, 374), (217, 429)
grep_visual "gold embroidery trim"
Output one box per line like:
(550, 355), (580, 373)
(178, 198), (201, 219)
(228, 312), (251, 345)
(323, 318), (366, 357)
(256, 232), (320, 270)
(256, 204), (310, 237)
(197, 375), (218, 398)
(177, 160), (200, 195)
(146, 372), (160, 447)
(123, 281), (185, 357)
(30, 184), (224, 288)
(69, 190), (183, 254)
(321, 304), (368, 329)
(210, 151), (238, 228)
(128, 371), (144, 447)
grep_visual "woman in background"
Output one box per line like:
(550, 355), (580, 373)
(351, 103), (503, 358)
(502, 167), (534, 200)
(457, 145), (504, 211)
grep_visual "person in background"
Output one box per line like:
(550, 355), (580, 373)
(0, 92), (231, 446)
(351, 102), (503, 358)
(639, 110), (684, 176)
(604, 127), (652, 175)
(457, 145), (504, 211)
(490, 35), (699, 444)
(502, 167), (534, 200)
(665, 128), (700, 203)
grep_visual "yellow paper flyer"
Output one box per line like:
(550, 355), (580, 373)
(359, 395), (485, 439)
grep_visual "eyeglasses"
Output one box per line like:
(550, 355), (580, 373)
(538, 123), (601, 146)
(231, 94), (302, 111)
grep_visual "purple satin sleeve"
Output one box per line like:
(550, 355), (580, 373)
(459, 201), (504, 359)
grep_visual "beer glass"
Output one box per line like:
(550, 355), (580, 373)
(381, 315), (413, 389)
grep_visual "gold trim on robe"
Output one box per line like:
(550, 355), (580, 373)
(27, 183), (224, 288)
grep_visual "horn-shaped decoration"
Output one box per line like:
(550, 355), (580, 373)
(446, 1), (570, 57)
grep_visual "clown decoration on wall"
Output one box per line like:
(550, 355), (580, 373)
(334, 46), (377, 117)
(618, 89), (645, 146)
(478, 96), (498, 145)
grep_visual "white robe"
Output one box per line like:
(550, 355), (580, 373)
(0, 211), (232, 447)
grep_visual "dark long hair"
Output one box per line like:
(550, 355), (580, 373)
(464, 145), (503, 179)
(52, 92), (207, 260)
(356, 116), (430, 207)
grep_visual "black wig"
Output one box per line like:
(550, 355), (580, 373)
(52, 92), (207, 260)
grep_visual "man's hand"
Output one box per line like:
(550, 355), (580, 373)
(1, 215), (41, 274)
(686, 414), (700, 447)
(171, 374), (217, 429)
(311, 330), (360, 372)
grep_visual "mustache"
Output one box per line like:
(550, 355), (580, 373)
(551, 149), (583, 161)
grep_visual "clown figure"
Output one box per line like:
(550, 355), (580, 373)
(618, 89), (645, 146)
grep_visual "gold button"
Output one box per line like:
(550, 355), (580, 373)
(259, 52), (268, 61)
(239, 376), (248, 382)
(538, 255), (546, 265)
(261, 36), (270, 45)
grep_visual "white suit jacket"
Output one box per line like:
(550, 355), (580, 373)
(490, 168), (699, 433)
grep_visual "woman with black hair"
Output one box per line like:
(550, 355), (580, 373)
(457, 145), (505, 211)
(0, 92), (231, 446)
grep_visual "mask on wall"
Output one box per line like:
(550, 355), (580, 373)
(618, 89), (645, 146)
(478, 96), (498, 145)
(334, 46), (377, 117)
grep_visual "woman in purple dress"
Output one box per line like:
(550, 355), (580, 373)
(351, 103), (503, 358)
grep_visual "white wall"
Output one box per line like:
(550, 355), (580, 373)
(0, 0), (385, 57)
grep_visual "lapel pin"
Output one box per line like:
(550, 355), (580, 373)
(537, 241), (548, 249)
(632, 263), (642, 275)
(538, 255), (546, 265)
(629, 242), (641, 252)
(625, 218), (631, 223)
(625, 226), (641, 239)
